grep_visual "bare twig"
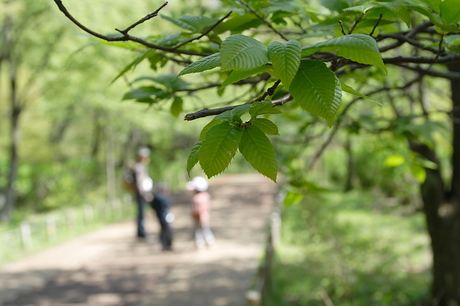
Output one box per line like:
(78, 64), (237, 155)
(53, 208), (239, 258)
(369, 14), (383, 37)
(239, 0), (289, 41)
(378, 20), (434, 52)
(115, 2), (168, 34)
(339, 20), (346, 36)
(53, 0), (210, 57)
(348, 13), (364, 34)
(392, 63), (460, 80)
(252, 80), (281, 103)
(384, 54), (460, 65)
(380, 32), (440, 54)
(173, 11), (232, 50)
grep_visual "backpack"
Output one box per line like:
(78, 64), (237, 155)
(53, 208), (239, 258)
(123, 168), (136, 192)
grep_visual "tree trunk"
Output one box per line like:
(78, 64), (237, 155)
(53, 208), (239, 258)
(1, 61), (20, 222)
(415, 63), (460, 305)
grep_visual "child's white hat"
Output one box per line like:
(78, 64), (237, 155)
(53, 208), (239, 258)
(186, 176), (208, 191)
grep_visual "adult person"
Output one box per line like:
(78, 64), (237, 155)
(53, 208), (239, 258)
(150, 183), (173, 251)
(186, 176), (215, 249)
(132, 146), (153, 240)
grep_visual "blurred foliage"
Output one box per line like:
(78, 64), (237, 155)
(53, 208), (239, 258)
(0, 0), (207, 221)
(269, 191), (430, 306)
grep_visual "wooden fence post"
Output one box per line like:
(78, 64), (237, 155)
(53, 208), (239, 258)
(20, 221), (32, 250)
(83, 205), (94, 224)
(66, 209), (76, 232)
(46, 216), (57, 241)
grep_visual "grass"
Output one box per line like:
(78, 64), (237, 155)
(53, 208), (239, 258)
(267, 190), (431, 306)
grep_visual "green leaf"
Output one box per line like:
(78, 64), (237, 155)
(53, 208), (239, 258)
(170, 96), (183, 117)
(122, 86), (165, 100)
(290, 60), (342, 126)
(230, 104), (252, 118)
(445, 35), (460, 54)
(160, 14), (196, 31)
(110, 49), (156, 84)
(221, 34), (269, 71)
(179, 16), (220, 32)
(199, 122), (243, 178)
(187, 141), (202, 175)
(411, 165), (426, 183)
(377, 1), (412, 27)
(302, 34), (386, 72)
(343, 4), (378, 14)
(133, 74), (189, 91)
(220, 65), (270, 89)
(341, 82), (379, 104)
(420, 0), (441, 13)
(268, 40), (302, 89)
(384, 154), (405, 167)
(239, 125), (278, 182)
(213, 14), (264, 34)
(200, 119), (223, 139)
(178, 53), (221, 77)
(440, 0), (460, 24)
(249, 101), (282, 117)
(252, 118), (279, 135)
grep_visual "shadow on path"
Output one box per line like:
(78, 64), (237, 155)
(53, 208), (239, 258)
(0, 174), (276, 306)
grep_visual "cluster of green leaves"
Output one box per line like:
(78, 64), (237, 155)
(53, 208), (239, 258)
(269, 191), (430, 306)
(174, 34), (385, 180)
(186, 101), (280, 181)
(115, 0), (459, 181)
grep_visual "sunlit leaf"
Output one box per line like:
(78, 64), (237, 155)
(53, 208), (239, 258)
(110, 49), (156, 84)
(179, 16), (219, 32)
(440, 0), (460, 24)
(170, 96), (183, 117)
(122, 86), (164, 100)
(252, 118), (279, 135)
(384, 154), (405, 167)
(213, 14), (263, 34)
(187, 141), (202, 175)
(160, 14), (196, 31)
(341, 82), (379, 104)
(200, 119), (223, 139)
(178, 53), (221, 76)
(290, 60), (342, 126)
(249, 101), (282, 118)
(302, 34), (386, 72)
(221, 34), (269, 71)
(199, 122), (243, 178)
(239, 125), (278, 182)
(268, 40), (302, 89)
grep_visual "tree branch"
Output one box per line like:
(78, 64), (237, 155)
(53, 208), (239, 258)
(393, 63), (460, 80)
(172, 11), (232, 50)
(307, 77), (423, 170)
(380, 32), (441, 55)
(53, 0), (210, 57)
(184, 94), (292, 121)
(384, 54), (460, 65)
(378, 20), (434, 53)
(115, 2), (168, 34)
(238, 0), (289, 41)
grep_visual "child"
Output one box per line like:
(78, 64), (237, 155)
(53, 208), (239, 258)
(186, 176), (215, 249)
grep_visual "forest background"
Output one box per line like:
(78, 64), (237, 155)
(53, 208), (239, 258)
(2, 0), (460, 305)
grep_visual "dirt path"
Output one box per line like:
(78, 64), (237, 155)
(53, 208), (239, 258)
(0, 174), (276, 306)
